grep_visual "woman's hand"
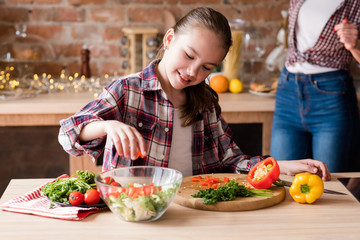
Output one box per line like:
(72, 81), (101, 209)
(79, 120), (147, 160)
(334, 19), (359, 50)
(278, 159), (331, 181)
(334, 19), (360, 63)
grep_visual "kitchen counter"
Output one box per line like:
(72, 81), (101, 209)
(1, 173), (360, 239)
(0, 91), (275, 123)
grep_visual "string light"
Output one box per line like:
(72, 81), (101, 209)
(0, 65), (117, 100)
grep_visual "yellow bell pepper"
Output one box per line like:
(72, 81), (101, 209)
(289, 172), (324, 204)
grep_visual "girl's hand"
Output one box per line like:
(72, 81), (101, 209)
(104, 120), (147, 160)
(278, 159), (331, 181)
(334, 19), (359, 51)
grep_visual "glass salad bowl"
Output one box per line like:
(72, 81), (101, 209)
(95, 166), (183, 222)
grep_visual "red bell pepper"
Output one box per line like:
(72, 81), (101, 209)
(246, 157), (280, 189)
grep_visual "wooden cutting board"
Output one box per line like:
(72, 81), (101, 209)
(173, 173), (286, 211)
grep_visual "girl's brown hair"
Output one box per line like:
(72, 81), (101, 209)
(157, 7), (232, 127)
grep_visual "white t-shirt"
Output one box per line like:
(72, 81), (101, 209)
(287, 0), (344, 74)
(168, 108), (193, 176)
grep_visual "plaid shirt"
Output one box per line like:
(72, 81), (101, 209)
(59, 60), (264, 174)
(286, 0), (360, 70)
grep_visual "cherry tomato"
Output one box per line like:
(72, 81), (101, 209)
(102, 176), (115, 184)
(84, 189), (101, 205)
(69, 191), (84, 205)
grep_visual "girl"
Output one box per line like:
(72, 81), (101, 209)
(59, 7), (330, 180)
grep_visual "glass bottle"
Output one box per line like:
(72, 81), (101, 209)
(80, 44), (91, 78)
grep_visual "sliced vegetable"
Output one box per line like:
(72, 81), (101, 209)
(191, 175), (226, 189)
(191, 176), (202, 182)
(247, 157), (280, 189)
(106, 182), (179, 221)
(103, 177), (115, 185)
(192, 180), (273, 205)
(289, 172), (324, 204)
(110, 181), (122, 186)
(106, 183), (161, 199)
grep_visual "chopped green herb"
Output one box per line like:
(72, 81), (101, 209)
(191, 180), (273, 205)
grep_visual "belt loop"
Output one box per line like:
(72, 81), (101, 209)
(309, 73), (314, 85)
(284, 68), (289, 82)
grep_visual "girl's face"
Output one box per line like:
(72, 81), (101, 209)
(160, 27), (227, 90)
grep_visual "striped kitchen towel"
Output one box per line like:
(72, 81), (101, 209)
(0, 175), (106, 220)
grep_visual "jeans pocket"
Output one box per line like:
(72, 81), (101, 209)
(277, 72), (288, 90)
(311, 76), (346, 95)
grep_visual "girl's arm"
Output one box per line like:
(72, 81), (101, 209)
(79, 120), (147, 160)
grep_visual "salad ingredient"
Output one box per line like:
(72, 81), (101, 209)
(106, 183), (179, 222)
(103, 177), (115, 184)
(191, 175), (231, 189)
(136, 151), (145, 159)
(289, 172), (324, 204)
(69, 191), (84, 205)
(110, 181), (122, 186)
(191, 176), (202, 182)
(41, 170), (96, 204)
(247, 157), (280, 189)
(192, 180), (273, 205)
(107, 183), (161, 199)
(84, 189), (101, 205)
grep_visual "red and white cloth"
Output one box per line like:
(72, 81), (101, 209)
(0, 175), (105, 220)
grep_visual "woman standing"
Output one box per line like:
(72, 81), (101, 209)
(271, 0), (360, 172)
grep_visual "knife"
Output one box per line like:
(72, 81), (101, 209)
(279, 179), (347, 195)
(237, 170), (347, 195)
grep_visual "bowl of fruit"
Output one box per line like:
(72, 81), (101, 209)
(95, 166), (183, 222)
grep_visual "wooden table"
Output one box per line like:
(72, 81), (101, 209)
(0, 173), (359, 239)
(0, 91), (276, 174)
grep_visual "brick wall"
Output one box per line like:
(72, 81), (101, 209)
(0, 0), (290, 78)
(0, 0), (359, 84)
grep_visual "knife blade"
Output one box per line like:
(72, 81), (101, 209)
(237, 170), (347, 195)
(280, 179), (347, 195)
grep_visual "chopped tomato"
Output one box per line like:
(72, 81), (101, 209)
(107, 191), (121, 198)
(102, 176), (115, 185)
(136, 151), (145, 159)
(110, 181), (121, 186)
(199, 180), (209, 186)
(191, 176), (202, 182)
(212, 177), (220, 183)
(224, 177), (230, 183)
(110, 183), (161, 199)
(143, 186), (156, 196)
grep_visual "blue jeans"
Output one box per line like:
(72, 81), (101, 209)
(270, 67), (360, 172)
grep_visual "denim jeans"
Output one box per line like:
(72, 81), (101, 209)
(270, 67), (360, 172)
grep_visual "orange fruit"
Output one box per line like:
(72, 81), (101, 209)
(209, 75), (229, 93)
